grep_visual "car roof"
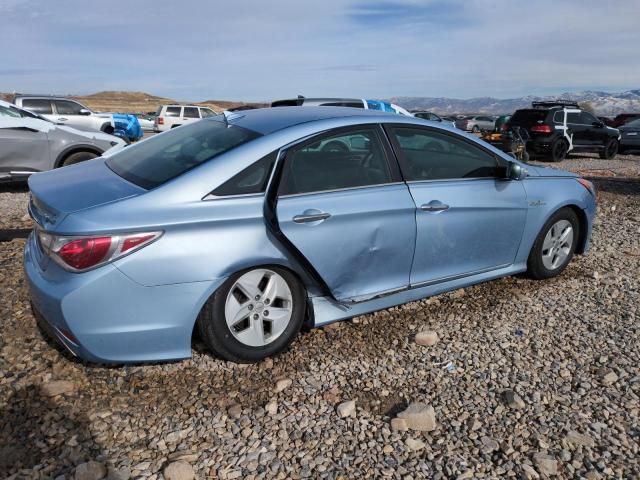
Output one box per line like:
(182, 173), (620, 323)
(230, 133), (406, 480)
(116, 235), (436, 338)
(226, 106), (403, 135)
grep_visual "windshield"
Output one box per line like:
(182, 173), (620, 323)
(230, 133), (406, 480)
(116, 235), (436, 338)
(625, 118), (640, 128)
(106, 118), (261, 189)
(510, 109), (548, 126)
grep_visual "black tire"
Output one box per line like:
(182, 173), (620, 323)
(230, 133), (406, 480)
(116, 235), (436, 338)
(472, 125), (480, 134)
(520, 150), (530, 163)
(321, 140), (349, 152)
(550, 139), (569, 162)
(61, 151), (98, 167)
(599, 138), (618, 159)
(618, 146), (626, 155)
(197, 266), (306, 363)
(526, 207), (579, 280)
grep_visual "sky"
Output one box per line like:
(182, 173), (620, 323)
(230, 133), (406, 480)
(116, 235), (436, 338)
(1, 0), (639, 102)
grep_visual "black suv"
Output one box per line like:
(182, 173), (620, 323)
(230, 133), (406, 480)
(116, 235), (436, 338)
(509, 101), (621, 162)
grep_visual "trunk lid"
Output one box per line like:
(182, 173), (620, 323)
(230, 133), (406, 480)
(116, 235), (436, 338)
(28, 158), (146, 232)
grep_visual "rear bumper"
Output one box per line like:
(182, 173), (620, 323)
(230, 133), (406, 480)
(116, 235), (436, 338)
(23, 232), (222, 364)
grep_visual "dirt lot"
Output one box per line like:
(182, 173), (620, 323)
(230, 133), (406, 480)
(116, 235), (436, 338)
(0, 154), (638, 479)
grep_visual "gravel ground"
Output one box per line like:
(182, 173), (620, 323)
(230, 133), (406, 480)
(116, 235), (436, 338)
(0, 163), (639, 479)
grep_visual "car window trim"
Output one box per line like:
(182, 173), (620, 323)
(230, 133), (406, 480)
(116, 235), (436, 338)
(278, 181), (406, 199)
(276, 123), (402, 198)
(382, 123), (506, 182)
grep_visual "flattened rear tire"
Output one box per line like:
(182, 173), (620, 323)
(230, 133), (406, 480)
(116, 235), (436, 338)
(197, 266), (305, 363)
(61, 151), (98, 167)
(527, 207), (579, 280)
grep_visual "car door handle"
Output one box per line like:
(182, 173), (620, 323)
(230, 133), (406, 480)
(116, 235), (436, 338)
(293, 212), (331, 223)
(57, 117), (68, 122)
(420, 202), (450, 212)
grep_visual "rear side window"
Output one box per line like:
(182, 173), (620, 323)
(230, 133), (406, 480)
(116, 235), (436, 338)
(54, 100), (84, 115)
(165, 107), (181, 117)
(567, 112), (581, 124)
(21, 99), (52, 114)
(553, 111), (565, 124)
(280, 127), (392, 195)
(200, 108), (215, 118)
(391, 127), (498, 181)
(106, 119), (261, 189)
(183, 107), (199, 118)
(212, 152), (277, 196)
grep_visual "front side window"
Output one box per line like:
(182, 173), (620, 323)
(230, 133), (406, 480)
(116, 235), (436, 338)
(21, 99), (52, 114)
(0, 105), (22, 117)
(391, 127), (498, 181)
(54, 100), (84, 115)
(183, 107), (199, 118)
(106, 119), (261, 189)
(165, 107), (181, 117)
(581, 112), (598, 125)
(279, 127), (392, 195)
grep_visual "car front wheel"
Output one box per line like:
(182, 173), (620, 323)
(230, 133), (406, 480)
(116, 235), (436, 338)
(599, 138), (618, 159)
(527, 208), (579, 279)
(198, 267), (305, 362)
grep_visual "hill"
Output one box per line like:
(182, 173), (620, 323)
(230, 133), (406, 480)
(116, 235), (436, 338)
(388, 89), (640, 116)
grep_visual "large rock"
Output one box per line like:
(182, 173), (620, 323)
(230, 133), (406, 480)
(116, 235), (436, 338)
(405, 438), (426, 451)
(163, 461), (195, 480)
(415, 331), (439, 346)
(395, 403), (436, 431)
(75, 461), (107, 480)
(503, 390), (526, 409)
(533, 452), (558, 476)
(274, 378), (292, 392)
(337, 400), (356, 418)
(42, 380), (75, 397)
(565, 430), (595, 447)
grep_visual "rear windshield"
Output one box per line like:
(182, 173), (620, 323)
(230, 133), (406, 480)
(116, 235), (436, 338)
(510, 109), (549, 126)
(106, 119), (261, 189)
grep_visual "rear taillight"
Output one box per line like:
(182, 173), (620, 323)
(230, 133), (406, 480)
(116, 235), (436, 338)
(158, 117), (164, 125)
(38, 231), (162, 272)
(530, 124), (553, 134)
(577, 178), (596, 197)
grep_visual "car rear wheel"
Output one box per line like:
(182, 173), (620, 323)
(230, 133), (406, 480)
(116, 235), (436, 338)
(472, 125), (480, 134)
(526, 208), (579, 280)
(551, 139), (569, 162)
(599, 138), (618, 159)
(198, 266), (305, 363)
(61, 151), (98, 167)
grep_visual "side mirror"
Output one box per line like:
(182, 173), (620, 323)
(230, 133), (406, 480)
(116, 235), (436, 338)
(79, 109), (91, 116)
(592, 121), (604, 128)
(507, 162), (527, 180)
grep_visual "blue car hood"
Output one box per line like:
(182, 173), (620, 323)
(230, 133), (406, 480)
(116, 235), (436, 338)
(28, 159), (145, 220)
(526, 165), (578, 178)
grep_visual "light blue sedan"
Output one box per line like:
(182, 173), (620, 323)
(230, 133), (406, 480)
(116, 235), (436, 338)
(24, 107), (597, 363)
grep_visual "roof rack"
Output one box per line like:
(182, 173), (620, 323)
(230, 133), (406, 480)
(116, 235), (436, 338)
(532, 100), (580, 109)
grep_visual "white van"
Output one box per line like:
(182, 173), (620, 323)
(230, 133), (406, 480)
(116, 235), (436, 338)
(154, 105), (217, 132)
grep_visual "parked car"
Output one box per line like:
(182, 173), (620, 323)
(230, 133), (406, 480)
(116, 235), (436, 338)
(411, 111), (455, 127)
(0, 100), (125, 182)
(25, 107), (596, 364)
(154, 105), (217, 132)
(510, 101), (621, 162)
(455, 115), (495, 133)
(619, 118), (640, 154)
(271, 97), (412, 115)
(135, 113), (156, 131)
(610, 113), (640, 128)
(13, 95), (143, 142)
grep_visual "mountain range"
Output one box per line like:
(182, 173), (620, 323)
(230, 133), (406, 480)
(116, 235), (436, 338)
(388, 89), (640, 116)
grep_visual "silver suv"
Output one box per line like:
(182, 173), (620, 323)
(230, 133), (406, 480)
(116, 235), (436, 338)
(0, 100), (125, 181)
(13, 95), (115, 134)
(154, 105), (217, 132)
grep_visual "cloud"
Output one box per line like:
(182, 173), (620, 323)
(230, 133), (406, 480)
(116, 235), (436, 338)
(0, 0), (637, 101)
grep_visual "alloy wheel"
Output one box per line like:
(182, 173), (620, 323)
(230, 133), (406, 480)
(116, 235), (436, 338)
(541, 219), (574, 270)
(224, 269), (293, 347)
